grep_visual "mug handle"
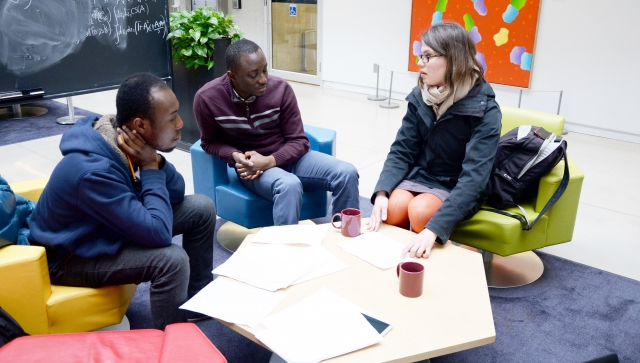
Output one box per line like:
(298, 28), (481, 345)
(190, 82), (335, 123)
(331, 213), (341, 229)
(397, 263), (402, 278)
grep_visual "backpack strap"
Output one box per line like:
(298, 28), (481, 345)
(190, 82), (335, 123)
(480, 206), (529, 226)
(482, 150), (570, 231)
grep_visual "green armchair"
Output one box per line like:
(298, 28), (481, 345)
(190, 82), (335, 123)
(450, 106), (584, 287)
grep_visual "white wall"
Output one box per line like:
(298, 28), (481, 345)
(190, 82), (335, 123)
(321, 0), (640, 143)
(323, 1), (416, 102)
(225, 0), (267, 50)
(226, 0), (640, 143)
(525, 0), (640, 142)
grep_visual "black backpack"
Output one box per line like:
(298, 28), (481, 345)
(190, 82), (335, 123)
(483, 125), (569, 230)
(0, 306), (28, 348)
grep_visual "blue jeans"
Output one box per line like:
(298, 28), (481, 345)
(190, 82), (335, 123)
(48, 194), (216, 330)
(238, 151), (360, 225)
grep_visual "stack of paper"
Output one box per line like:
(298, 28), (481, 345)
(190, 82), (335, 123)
(336, 232), (412, 269)
(252, 224), (329, 246)
(291, 246), (349, 285)
(213, 244), (347, 291)
(256, 288), (382, 363)
(180, 278), (284, 327)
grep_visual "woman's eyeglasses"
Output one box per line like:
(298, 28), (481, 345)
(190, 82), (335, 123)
(419, 54), (444, 63)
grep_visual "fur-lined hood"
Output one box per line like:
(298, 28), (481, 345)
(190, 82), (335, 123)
(93, 114), (129, 167)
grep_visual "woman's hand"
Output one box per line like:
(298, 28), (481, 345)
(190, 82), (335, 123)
(401, 228), (437, 258)
(367, 191), (388, 232)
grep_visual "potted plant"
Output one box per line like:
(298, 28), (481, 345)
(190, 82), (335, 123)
(167, 7), (243, 146)
(168, 7), (242, 70)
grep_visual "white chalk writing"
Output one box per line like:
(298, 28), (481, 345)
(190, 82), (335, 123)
(86, 1), (163, 44)
(0, 0), (168, 77)
(115, 16), (166, 45)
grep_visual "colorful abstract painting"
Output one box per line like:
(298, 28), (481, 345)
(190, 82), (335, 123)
(409, 0), (541, 88)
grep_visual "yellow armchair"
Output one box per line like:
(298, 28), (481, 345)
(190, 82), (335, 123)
(0, 178), (136, 335)
(450, 106), (584, 288)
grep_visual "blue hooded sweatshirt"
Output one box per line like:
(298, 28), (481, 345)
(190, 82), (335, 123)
(28, 116), (185, 266)
(0, 175), (35, 247)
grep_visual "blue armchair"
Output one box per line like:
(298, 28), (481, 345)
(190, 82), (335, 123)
(190, 125), (336, 251)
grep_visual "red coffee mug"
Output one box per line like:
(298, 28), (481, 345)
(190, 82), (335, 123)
(331, 208), (361, 237)
(396, 261), (424, 298)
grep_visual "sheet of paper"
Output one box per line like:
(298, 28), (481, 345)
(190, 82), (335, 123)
(257, 288), (382, 363)
(336, 232), (411, 269)
(291, 246), (349, 285)
(180, 278), (284, 328)
(251, 224), (329, 246)
(212, 244), (328, 291)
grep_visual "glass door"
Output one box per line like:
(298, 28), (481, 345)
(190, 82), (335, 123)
(267, 0), (321, 85)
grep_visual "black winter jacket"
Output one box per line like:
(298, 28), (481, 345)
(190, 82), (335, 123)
(372, 79), (501, 243)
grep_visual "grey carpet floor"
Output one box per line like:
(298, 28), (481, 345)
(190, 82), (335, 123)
(7, 100), (636, 362)
(125, 202), (366, 363)
(126, 196), (640, 363)
(0, 100), (100, 146)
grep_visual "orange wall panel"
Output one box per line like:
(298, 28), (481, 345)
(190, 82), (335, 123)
(409, 0), (541, 88)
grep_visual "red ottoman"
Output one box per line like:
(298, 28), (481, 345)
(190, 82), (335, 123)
(0, 323), (226, 363)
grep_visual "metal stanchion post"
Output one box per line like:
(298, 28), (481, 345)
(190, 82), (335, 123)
(56, 97), (84, 125)
(558, 90), (568, 135)
(367, 63), (387, 101)
(379, 71), (399, 109)
(518, 89), (523, 108)
(11, 105), (22, 118)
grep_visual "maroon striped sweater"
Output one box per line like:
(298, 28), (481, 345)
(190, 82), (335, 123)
(194, 74), (310, 166)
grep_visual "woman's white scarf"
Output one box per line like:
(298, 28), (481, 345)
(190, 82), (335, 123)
(422, 76), (477, 120)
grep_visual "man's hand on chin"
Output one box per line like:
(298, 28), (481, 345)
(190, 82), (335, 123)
(118, 126), (159, 171)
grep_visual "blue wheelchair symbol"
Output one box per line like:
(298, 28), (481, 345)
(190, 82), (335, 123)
(290, 4), (297, 16)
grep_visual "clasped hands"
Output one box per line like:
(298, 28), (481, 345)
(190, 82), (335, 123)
(366, 191), (438, 259)
(233, 151), (276, 181)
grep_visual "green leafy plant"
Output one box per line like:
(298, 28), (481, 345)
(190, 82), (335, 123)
(167, 7), (242, 70)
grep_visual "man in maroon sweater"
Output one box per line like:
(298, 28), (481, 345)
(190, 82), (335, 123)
(194, 39), (359, 225)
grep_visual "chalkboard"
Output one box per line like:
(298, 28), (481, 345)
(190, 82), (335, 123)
(0, 0), (172, 107)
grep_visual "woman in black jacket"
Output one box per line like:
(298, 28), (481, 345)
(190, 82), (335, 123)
(367, 22), (501, 258)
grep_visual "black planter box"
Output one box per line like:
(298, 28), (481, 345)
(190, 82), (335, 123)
(172, 37), (231, 148)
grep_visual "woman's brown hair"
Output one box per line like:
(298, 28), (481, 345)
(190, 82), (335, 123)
(418, 22), (484, 89)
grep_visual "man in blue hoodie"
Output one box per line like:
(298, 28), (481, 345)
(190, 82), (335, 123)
(28, 73), (216, 329)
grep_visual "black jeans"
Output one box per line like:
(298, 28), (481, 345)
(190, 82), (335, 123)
(49, 194), (216, 330)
